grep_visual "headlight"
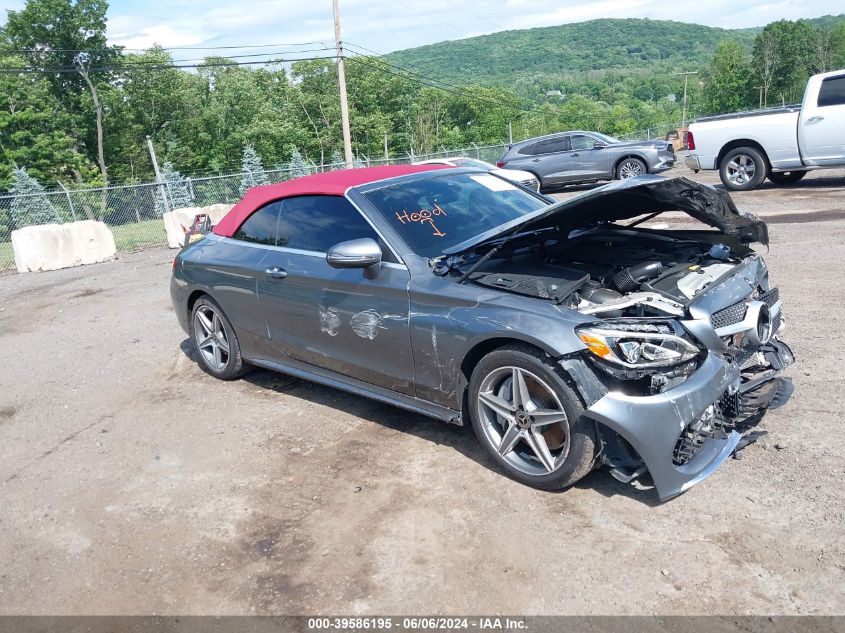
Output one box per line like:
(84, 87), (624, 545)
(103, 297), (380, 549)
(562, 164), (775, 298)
(576, 319), (702, 378)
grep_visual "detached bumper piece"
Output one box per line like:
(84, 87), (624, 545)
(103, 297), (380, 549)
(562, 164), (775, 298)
(586, 339), (794, 501)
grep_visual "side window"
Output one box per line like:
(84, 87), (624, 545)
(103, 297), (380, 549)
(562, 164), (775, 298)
(817, 76), (845, 107)
(518, 137), (569, 155)
(570, 134), (598, 151)
(233, 200), (281, 245)
(534, 137), (569, 154)
(278, 195), (381, 253)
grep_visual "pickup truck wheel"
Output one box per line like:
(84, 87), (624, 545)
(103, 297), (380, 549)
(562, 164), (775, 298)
(720, 147), (767, 191)
(767, 170), (807, 186)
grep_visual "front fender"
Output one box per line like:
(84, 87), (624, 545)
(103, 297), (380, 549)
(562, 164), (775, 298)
(409, 293), (588, 409)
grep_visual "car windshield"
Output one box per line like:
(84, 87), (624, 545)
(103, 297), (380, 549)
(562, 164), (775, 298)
(452, 158), (494, 170)
(592, 132), (620, 144)
(361, 172), (548, 258)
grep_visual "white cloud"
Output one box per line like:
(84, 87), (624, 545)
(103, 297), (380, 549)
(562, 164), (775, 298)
(109, 23), (206, 50)
(4, 0), (838, 55)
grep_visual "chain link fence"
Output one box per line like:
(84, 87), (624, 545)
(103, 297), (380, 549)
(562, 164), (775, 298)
(0, 143), (513, 272)
(0, 129), (682, 273)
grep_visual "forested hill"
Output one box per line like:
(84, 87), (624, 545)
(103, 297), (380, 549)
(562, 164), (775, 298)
(386, 16), (843, 91)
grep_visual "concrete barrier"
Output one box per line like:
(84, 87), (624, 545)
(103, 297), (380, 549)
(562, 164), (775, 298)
(163, 203), (233, 248)
(12, 220), (117, 273)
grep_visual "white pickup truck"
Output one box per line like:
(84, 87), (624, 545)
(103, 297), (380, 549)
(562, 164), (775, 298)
(685, 69), (845, 190)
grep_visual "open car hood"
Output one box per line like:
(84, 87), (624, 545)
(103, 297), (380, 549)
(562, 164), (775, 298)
(443, 175), (769, 256)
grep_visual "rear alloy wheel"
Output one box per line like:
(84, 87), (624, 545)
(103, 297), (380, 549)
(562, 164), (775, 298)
(190, 296), (249, 380)
(767, 170), (806, 186)
(720, 147), (767, 191)
(616, 158), (646, 180)
(468, 346), (596, 490)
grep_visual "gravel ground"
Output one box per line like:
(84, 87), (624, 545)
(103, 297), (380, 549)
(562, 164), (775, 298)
(1, 167), (844, 615)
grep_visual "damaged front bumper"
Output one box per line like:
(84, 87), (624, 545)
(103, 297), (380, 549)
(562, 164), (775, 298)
(583, 340), (794, 501)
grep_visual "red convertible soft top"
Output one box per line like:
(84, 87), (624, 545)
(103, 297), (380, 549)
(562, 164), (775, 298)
(213, 164), (449, 238)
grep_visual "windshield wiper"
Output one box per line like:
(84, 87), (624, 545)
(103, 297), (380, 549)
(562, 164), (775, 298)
(455, 223), (547, 284)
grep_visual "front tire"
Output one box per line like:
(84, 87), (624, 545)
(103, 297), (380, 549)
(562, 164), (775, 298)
(767, 170), (806, 186)
(468, 345), (596, 490)
(616, 157), (647, 180)
(720, 147), (767, 191)
(190, 296), (249, 380)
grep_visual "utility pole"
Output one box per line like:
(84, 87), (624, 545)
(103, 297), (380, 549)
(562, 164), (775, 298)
(146, 135), (171, 213)
(508, 121), (513, 146)
(333, 0), (354, 169)
(384, 132), (389, 162)
(675, 71), (699, 130)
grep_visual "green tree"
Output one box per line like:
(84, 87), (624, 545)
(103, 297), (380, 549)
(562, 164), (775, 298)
(753, 20), (822, 106)
(9, 167), (59, 228)
(287, 148), (310, 178)
(154, 161), (192, 214)
(239, 145), (269, 195)
(702, 40), (754, 114)
(0, 54), (94, 189)
(5, 0), (118, 185)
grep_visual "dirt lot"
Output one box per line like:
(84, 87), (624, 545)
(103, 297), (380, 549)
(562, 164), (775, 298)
(1, 166), (844, 615)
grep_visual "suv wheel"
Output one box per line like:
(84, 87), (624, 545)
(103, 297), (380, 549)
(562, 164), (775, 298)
(468, 345), (596, 490)
(616, 157), (646, 180)
(720, 147), (767, 191)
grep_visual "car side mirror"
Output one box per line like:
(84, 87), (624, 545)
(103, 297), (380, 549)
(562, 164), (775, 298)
(326, 237), (382, 278)
(592, 142), (607, 150)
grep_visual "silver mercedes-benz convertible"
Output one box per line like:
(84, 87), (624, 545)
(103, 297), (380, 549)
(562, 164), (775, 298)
(171, 164), (793, 501)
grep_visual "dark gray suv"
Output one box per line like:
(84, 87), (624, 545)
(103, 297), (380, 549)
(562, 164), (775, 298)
(498, 131), (676, 190)
(171, 165), (793, 501)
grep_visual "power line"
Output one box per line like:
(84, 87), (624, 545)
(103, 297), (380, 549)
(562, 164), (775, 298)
(0, 42), (332, 54)
(438, 0), (507, 31)
(344, 44), (544, 119)
(0, 55), (337, 75)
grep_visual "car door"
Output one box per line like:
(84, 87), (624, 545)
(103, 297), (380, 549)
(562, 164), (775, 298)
(256, 194), (416, 395)
(799, 73), (845, 166)
(565, 133), (611, 182)
(522, 136), (571, 186)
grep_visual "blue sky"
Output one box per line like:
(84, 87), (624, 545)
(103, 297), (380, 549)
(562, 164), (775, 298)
(1, 0), (842, 55)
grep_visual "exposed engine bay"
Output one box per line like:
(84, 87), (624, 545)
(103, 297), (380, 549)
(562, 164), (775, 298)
(467, 226), (755, 318)
(463, 222), (793, 476)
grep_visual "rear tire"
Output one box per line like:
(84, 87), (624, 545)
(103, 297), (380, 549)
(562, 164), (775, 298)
(720, 147), (767, 191)
(767, 170), (806, 186)
(468, 344), (597, 491)
(190, 296), (249, 380)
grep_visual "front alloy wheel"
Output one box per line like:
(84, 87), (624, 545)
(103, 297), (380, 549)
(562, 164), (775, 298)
(477, 366), (570, 475)
(468, 345), (597, 490)
(617, 158), (646, 180)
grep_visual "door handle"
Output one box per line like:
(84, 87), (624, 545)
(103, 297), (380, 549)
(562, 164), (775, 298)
(265, 266), (288, 279)
(571, 152), (580, 157)
(806, 115), (824, 123)
(532, 158), (540, 162)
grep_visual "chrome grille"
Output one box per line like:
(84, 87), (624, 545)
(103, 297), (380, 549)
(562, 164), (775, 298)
(711, 302), (747, 329)
(711, 287), (780, 329)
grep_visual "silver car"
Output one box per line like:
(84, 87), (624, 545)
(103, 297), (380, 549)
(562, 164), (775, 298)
(415, 157), (541, 191)
(498, 131), (676, 190)
(171, 165), (794, 501)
